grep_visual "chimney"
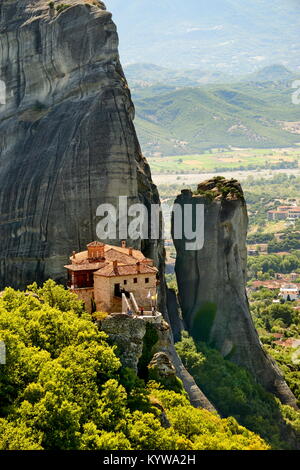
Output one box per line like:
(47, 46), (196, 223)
(87, 242), (105, 260)
(113, 260), (118, 273)
(129, 247), (133, 256)
(121, 240), (126, 249)
(72, 251), (76, 259)
(99, 244), (105, 259)
(136, 261), (141, 273)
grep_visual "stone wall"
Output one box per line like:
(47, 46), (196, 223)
(72, 287), (94, 314)
(94, 272), (157, 312)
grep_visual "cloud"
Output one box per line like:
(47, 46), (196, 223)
(186, 25), (224, 33)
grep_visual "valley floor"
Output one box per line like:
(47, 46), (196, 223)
(153, 167), (300, 186)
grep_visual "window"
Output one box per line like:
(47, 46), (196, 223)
(133, 278), (137, 284)
(114, 283), (121, 297)
(145, 278), (149, 284)
(124, 280), (127, 285)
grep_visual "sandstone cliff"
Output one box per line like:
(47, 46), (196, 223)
(0, 0), (163, 289)
(172, 177), (298, 409)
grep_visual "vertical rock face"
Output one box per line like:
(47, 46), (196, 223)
(172, 178), (298, 408)
(166, 287), (184, 342)
(100, 314), (147, 371)
(0, 0), (162, 289)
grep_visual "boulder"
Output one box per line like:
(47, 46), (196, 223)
(148, 352), (176, 377)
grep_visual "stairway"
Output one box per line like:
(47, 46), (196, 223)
(122, 292), (139, 314)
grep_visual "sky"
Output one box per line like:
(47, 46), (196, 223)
(106, 0), (300, 74)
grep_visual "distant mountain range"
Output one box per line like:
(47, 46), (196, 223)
(247, 65), (296, 83)
(108, 0), (300, 75)
(107, 0), (300, 155)
(124, 63), (234, 87)
(131, 79), (300, 156)
(124, 64), (297, 88)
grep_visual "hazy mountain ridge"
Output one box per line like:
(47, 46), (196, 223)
(124, 63), (235, 87)
(124, 63), (299, 89)
(246, 65), (296, 83)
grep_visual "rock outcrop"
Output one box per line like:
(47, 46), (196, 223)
(172, 177), (298, 409)
(100, 313), (147, 371)
(101, 312), (216, 412)
(0, 0), (163, 289)
(148, 352), (176, 378)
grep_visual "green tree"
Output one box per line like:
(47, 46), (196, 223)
(0, 282), (271, 450)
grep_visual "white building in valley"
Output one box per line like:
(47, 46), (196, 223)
(279, 284), (299, 302)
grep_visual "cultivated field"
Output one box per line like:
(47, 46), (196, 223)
(148, 147), (300, 176)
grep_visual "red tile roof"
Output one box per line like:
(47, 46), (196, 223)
(251, 280), (282, 289)
(94, 263), (157, 277)
(268, 210), (288, 214)
(273, 338), (300, 348)
(104, 248), (140, 265)
(71, 244), (145, 264)
(87, 241), (105, 247)
(251, 280), (300, 290)
(64, 262), (108, 271)
(65, 242), (157, 277)
(272, 333), (284, 339)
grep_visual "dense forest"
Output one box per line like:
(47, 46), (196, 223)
(0, 281), (269, 450)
